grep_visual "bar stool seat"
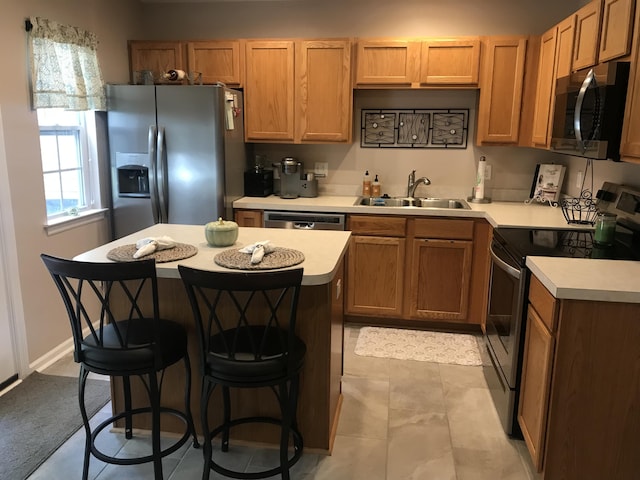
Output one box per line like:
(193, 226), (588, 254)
(41, 254), (199, 480)
(179, 266), (305, 480)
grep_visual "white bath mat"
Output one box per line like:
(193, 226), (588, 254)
(354, 326), (482, 366)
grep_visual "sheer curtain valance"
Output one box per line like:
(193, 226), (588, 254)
(28, 17), (105, 111)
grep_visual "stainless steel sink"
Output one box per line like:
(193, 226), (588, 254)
(357, 197), (470, 209)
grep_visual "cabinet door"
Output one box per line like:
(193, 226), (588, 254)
(407, 239), (472, 322)
(573, 0), (603, 71)
(129, 41), (185, 84)
(621, 2), (640, 162)
(346, 236), (405, 317)
(419, 38), (480, 85)
(187, 40), (244, 86)
(234, 209), (263, 227)
(555, 15), (576, 79)
(245, 41), (295, 141)
(355, 40), (420, 86)
(531, 27), (558, 147)
(598, 0), (635, 62)
(518, 305), (556, 472)
(297, 39), (353, 142)
(476, 36), (527, 145)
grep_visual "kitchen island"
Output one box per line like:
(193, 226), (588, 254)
(75, 223), (351, 452)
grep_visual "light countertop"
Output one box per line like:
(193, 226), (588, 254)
(526, 256), (640, 303)
(234, 195), (640, 303)
(233, 195), (581, 229)
(74, 223), (351, 286)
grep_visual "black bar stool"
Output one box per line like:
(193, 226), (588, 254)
(178, 266), (305, 480)
(41, 254), (199, 480)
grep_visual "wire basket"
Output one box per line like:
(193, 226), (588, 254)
(560, 190), (598, 225)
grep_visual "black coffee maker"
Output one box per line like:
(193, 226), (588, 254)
(244, 155), (273, 197)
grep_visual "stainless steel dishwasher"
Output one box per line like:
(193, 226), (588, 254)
(263, 211), (346, 230)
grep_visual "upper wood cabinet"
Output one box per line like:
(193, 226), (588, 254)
(573, 0), (604, 70)
(531, 27), (559, 147)
(419, 39), (481, 85)
(244, 40), (296, 142)
(555, 15), (577, 79)
(355, 40), (419, 86)
(572, 0), (634, 70)
(354, 38), (480, 87)
(128, 41), (186, 84)
(476, 36), (528, 145)
(598, 0), (635, 62)
(621, 1), (640, 163)
(186, 40), (244, 86)
(244, 39), (352, 144)
(296, 39), (353, 143)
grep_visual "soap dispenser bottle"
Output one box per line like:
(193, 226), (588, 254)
(372, 174), (381, 197)
(362, 170), (371, 196)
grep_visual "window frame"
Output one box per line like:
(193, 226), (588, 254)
(37, 109), (100, 221)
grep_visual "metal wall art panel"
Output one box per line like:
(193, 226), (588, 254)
(361, 109), (469, 149)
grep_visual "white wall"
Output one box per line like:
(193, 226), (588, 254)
(0, 0), (142, 366)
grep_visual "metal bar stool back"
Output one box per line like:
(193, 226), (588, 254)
(41, 254), (199, 480)
(178, 266), (306, 480)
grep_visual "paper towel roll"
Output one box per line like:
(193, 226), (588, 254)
(474, 156), (486, 200)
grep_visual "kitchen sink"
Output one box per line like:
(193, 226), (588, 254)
(357, 197), (470, 209)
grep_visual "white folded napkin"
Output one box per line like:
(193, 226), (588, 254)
(133, 236), (177, 259)
(239, 240), (275, 264)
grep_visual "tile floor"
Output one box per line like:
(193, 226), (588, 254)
(28, 325), (539, 479)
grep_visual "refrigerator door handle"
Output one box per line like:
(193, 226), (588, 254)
(148, 125), (160, 224)
(156, 126), (169, 223)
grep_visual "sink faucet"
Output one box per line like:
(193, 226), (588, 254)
(407, 170), (431, 198)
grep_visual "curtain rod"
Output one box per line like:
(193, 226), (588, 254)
(25, 19), (33, 32)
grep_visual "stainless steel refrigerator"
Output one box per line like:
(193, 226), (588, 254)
(106, 84), (247, 239)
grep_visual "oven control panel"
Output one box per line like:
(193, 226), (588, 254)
(596, 182), (640, 231)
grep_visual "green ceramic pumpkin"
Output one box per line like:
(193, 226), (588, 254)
(205, 217), (239, 247)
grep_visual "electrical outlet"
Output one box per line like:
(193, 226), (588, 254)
(314, 162), (329, 178)
(484, 164), (492, 180)
(576, 171), (583, 188)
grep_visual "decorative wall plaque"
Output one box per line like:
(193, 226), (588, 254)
(361, 109), (469, 149)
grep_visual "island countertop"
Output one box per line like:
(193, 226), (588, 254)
(74, 223), (351, 286)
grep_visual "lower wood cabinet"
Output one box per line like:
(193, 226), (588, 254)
(407, 238), (472, 321)
(518, 274), (640, 478)
(346, 235), (406, 317)
(345, 214), (487, 327)
(234, 209), (263, 227)
(346, 215), (407, 317)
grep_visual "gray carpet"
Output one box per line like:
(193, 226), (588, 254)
(0, 372), (111, 480)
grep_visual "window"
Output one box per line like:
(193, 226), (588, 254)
(37, 109), (97, 218)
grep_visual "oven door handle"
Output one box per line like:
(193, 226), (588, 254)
(490, 243), (521, 280)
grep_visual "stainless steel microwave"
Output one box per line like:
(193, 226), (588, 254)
(550, 61), (630, 161)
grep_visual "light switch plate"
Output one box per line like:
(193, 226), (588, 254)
(314, 162), (329, 177)
(484, 164), (492, 180)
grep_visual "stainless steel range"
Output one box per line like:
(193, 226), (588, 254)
(483, 182), (640, 437)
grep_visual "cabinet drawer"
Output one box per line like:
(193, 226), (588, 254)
(528, 275), (558, 332)
(348, 215), (406, 236)
(412, 218), (474, 239)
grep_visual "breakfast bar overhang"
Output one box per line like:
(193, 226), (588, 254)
(74, 223), (351, 452)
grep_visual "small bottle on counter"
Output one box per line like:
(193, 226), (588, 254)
(372, 174), (381, 197)
(362, 170), (371, 197)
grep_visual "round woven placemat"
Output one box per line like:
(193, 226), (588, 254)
(106, 243), (198, 263)
(214, 247), (305, 270)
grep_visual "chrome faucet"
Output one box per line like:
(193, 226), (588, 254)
(407, 170), (431, 198)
